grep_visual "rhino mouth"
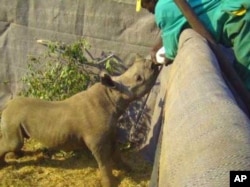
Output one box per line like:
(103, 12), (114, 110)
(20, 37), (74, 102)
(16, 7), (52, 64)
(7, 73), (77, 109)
(150, 62), (161, 76)
(150, 61), (158, 70)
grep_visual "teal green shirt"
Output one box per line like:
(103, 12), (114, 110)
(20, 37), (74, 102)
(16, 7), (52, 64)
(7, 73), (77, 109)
(155, 0), (250, 60)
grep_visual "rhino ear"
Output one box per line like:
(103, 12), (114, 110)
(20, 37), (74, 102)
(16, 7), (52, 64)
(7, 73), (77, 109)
(100, 73), (116, 88)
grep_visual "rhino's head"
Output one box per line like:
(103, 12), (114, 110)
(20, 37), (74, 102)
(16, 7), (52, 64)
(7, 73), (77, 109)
(101, 54), (159, 101)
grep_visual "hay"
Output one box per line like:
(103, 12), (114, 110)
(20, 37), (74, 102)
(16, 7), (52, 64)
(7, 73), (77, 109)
(0, 139), (152, 187)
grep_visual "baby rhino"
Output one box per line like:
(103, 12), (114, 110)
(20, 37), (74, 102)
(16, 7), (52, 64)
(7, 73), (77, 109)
(0, 55), (159, 187)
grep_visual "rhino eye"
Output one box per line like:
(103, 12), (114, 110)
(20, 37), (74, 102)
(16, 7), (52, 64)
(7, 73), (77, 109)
(136, 75), (143, 82)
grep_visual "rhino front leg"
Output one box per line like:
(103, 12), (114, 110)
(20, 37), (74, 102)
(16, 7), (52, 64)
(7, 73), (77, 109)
(98, 159), (116, 187)
(85, 137), (117, 187)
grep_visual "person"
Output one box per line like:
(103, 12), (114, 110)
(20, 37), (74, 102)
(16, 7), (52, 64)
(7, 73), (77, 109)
(137, 0), (250, 91)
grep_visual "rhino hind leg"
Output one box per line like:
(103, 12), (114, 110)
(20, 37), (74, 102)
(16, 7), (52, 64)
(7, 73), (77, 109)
(0, 135), (7, 167)
(0, 121), (25, 166)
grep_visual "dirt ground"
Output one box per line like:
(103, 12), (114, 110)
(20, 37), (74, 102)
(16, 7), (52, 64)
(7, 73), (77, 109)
(0, 139), (152, 187)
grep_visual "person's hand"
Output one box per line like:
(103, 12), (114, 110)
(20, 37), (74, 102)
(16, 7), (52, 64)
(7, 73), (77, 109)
(151, 47), (172, 66)
(164, 56), (173, 66)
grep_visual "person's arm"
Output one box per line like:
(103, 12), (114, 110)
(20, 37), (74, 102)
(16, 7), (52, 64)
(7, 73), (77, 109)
(150, 36), (163, 64)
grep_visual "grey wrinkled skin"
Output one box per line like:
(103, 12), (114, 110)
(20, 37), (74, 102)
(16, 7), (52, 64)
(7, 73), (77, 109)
(0, 54), (159, 187)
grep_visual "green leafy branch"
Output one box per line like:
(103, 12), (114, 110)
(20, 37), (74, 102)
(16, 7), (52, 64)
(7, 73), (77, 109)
(20, 38), (125, 100)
